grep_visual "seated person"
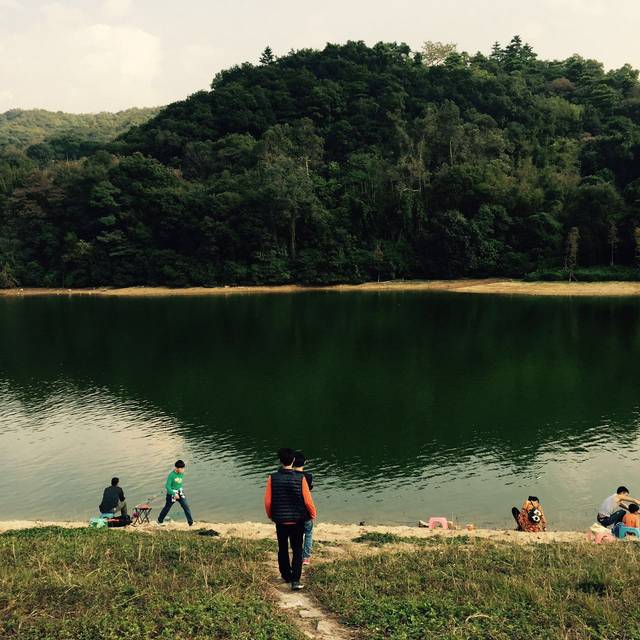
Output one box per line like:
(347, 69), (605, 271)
(613, 504), (640, 537)
(511, 496), (547, 532)
(623, 504), (640, 528)
(99, 477), (127, 516)
(597, 486), (640, 528)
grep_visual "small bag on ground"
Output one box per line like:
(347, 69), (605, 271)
(107, 514), (132, 528)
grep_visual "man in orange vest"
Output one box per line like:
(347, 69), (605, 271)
(265, 448), (317, 591)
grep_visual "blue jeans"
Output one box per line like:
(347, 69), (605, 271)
(598, 510), (626, 528)
(158, 493), (193, 525)
(303, 519), (314, 559)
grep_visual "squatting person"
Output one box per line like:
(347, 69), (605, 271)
(99, 477), (127, 517)
(597, 486), (640, 528)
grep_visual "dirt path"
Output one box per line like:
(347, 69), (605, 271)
(265, 555), (354, 640)
(271, 578), (354, 640)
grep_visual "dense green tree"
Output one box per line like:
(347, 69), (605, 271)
(259, 46), (275, 65)
(257, 119), (326, 260)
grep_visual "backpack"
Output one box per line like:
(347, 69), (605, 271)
(107, 514), (132, 528)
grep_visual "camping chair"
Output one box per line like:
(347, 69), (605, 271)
(131, 503), (152, 526)
(131, 496), (157, 526)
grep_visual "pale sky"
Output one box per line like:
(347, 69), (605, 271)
(1, 0), (639, 113)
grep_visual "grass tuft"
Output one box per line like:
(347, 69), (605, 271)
(354, 532), (471, 547)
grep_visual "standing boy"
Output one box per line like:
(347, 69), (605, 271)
(293, 451), (314, 566)
(157, 460), (194, 526)
(265, 448), (316, 591)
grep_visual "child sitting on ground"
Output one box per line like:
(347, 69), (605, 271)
(622, 503), (640, 529)
(511, 496), (547, 532)
(613, 503), (640, 538)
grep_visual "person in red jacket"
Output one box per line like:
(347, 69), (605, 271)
(265, 447), (317, 591)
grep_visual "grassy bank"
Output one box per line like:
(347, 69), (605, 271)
(4, 525), (640, 639)
(309, 536), (640, 639)
(0, 527), (299, 640)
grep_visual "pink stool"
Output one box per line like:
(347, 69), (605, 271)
(428, 517), (449, 530)
(586, 531), (615, 544)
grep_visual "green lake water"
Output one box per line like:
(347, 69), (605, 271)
(1, 291), (639, 529)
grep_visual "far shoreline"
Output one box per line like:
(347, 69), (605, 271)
(3, 278), (640, 298)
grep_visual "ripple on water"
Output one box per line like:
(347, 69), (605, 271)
(3, 373), (640, 527)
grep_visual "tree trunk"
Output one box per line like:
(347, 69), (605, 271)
(290, 214), (297, 260)
(610, 241), (615, 267)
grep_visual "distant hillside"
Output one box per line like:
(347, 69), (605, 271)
(0, 107), (161, 151)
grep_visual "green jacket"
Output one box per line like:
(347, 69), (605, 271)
(165, 470), (184, 494)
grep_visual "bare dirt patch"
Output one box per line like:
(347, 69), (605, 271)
(3, 279), (640, 298)
(0, 519), (590, 545)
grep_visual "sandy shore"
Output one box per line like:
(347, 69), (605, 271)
(2, 279), (640, 298)
(0, 519), (595, 545)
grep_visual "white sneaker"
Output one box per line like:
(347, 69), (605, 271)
(155, 521), (166, 527)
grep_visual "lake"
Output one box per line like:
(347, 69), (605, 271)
(1, 291), (639, 529)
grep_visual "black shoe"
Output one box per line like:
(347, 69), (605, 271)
(291, 582), (304, 591)
(281, 576), (292, 584)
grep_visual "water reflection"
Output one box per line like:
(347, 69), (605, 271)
(1, 292), (640, 527)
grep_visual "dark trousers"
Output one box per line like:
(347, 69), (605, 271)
(598, 510), (626, 528)
(158, 494), (193, 525)
(275, 522), (305, 583)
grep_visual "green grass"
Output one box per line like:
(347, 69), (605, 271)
(7, 528), (640, 639)
(0, 527), (300, 640)
(309, 539), (640, 640)
(525, 265), (640, 282)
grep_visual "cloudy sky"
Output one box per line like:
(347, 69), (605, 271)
(0, 0), (638, 113)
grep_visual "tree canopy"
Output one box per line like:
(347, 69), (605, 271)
(2, 38), (640, 288)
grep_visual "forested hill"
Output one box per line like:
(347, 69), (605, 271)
(0, 107), (160, 156)
(2, 38), (640, 289)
